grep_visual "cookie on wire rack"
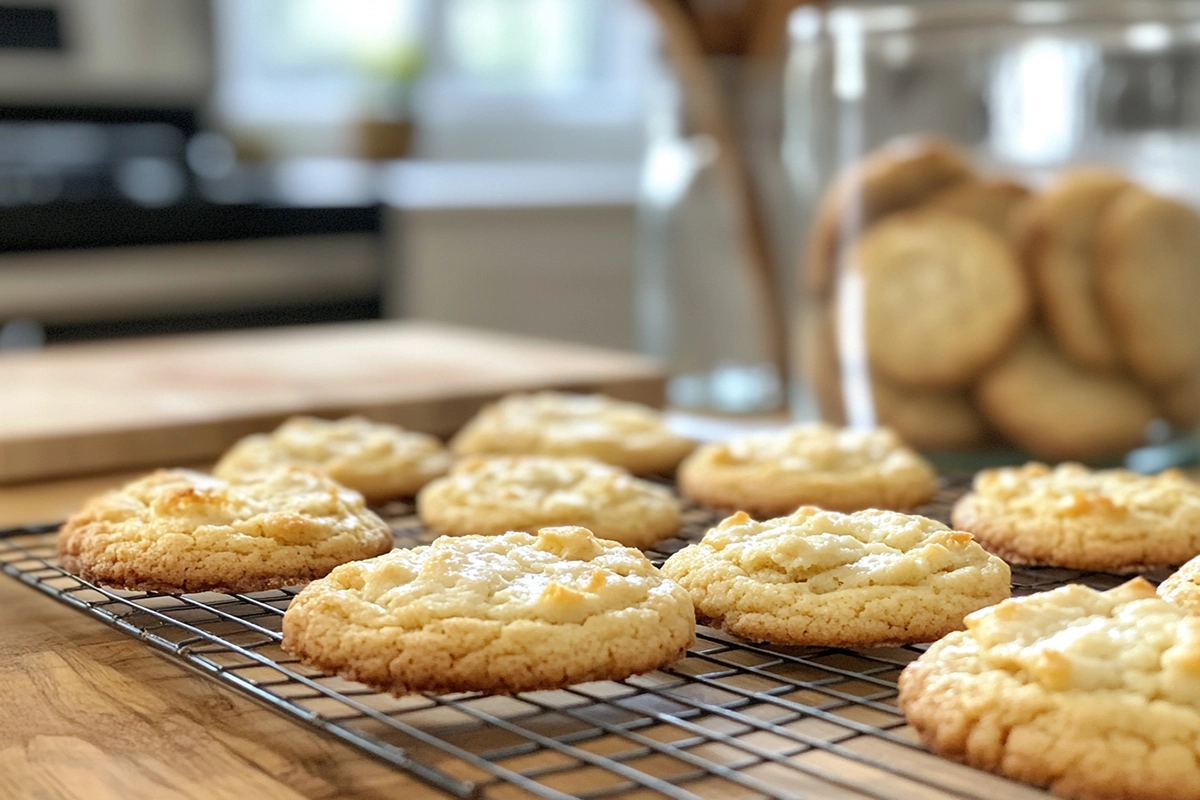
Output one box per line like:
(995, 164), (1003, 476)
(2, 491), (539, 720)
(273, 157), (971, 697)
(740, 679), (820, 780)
(450, 392), (695, 476)
(416, 455), (680, 549)
(214, 415), (453, 503)
(677, 423), (937, 517)
(57, 467), (394, 594)
(281, 526), (696, 695)
(660, 506), (1009, 647)
(899, 578), (1200, 800)
(951, 462), (1200, 571)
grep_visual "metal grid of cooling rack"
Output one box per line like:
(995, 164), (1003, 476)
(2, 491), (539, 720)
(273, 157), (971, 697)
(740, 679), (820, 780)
(0, 485), (1170, 800)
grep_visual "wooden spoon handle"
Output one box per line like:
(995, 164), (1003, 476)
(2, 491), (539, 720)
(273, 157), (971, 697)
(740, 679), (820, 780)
(641, 0), (801, 386)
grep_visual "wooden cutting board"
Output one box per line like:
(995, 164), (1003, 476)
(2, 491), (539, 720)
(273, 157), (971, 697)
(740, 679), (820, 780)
(0, 320), (665, 484)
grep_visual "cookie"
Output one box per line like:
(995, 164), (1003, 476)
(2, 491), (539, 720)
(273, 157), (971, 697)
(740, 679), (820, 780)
(951, 461), (1200, 571)
(449, 392), (694, 475)
(797, 301), (846, 425)
(214, 416), (453, 503)
(924, 177), (1031, 243)
(852, 209), (1030, 388)
(974, 331), (1155, 461)
(1160, 554), (1200, 612)
(800, 305), (988, 450)
(677, 423), (937, 517)
(804, 137), (975, 297)
(281, 526), (696, 695)
(57, 468), (395, 594)
(1099, 187), (1200, 387)
(871, 378), (988, 452)
(416, 456), (681, 549)
(899, 578), (1200, 800)
(1022, 169), (1131, 372)
(661, 506), (1009, 647)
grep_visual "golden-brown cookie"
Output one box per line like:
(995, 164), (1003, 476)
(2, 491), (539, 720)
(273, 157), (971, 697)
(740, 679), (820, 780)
(677, 423), (937, 517)
(281, 526), (696, 695)
(870, 378), (988, 452)
(57, 468), (395, 594)
(1098, 187), (1200, 387)
(416, 456), (680, 549)
(1022, 169), (1131, 372)
(214, 416), (453, 503)
(852, 209), (1030, 388)
(449, 392), (694, 475)
(924, 176), (1031, 243)
(951, 462), (1200, 571)
(804, 137), (975, 297)
(974, 331), (1155, 461)
(800, 304), (988, 449)
(661, 506), (1009, 647)
(899, 578), (1200, 800)
(796, 301), (846, 425)
(1163, 373), (1200, 431)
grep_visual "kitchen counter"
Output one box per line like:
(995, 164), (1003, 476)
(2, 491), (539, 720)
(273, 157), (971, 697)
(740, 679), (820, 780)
(0, 323), (1062, 799)
(0, 471), (449, 800)
(0, 320), (668, 799)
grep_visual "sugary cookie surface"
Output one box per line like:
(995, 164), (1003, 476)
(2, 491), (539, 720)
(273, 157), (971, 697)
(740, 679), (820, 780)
(417, 456), (680, 547)
(899, 579), (1200, 800)
(281, 527), (695, 694)
(661, 507), (1009, 646)
(678, 424), (937, 515)
(214, 416), (452, 501)
(952, 462), (1200, 570)
(57, 467), (394, 593)
(449, 392), (694, 475)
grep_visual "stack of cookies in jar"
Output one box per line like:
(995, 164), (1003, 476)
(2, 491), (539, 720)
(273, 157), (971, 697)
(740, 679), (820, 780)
(802, 136), (1200, 461)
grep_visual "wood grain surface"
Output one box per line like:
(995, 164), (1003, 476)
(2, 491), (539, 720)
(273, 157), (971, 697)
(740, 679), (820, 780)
(0, 476), (1055, 800)
(0, 320), (664, 485)
(0, 473), (448, 800)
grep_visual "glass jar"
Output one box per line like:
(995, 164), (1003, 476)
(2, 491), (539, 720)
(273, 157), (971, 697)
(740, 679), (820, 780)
(637, 57), (786, 416)
(785, 0), (1200, 467)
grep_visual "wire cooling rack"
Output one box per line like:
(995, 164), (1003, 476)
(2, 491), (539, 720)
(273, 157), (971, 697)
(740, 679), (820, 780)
(0, 482), (1172, 800)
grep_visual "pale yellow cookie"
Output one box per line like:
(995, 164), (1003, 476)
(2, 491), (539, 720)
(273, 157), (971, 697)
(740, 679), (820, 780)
(661, 507), (1009, 647)
(852, 209), (1030, 388)
(1099, 187), (1200, 387)
(1022, 168), (1131, 372)
(677, 424), (937, 517)
(281, 527), (696, 695)
(899, 578), (1200, 800)
(214, 416), (453, 503)
(57, 468), (394, 594)
(1160, 555), (1200, 612)
(416, 456), (681, 549)
(975, 331), (1156, 461)
(951, 462), (1200, 571)
(450, 392), (694, 475)
(804, 137), (975, 297)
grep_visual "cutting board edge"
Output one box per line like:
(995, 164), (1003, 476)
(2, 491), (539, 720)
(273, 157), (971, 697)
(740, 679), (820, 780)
(0, 375), (666, 486)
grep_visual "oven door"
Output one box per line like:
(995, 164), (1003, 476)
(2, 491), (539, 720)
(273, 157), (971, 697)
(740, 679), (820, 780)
(0, 0), (211, 107)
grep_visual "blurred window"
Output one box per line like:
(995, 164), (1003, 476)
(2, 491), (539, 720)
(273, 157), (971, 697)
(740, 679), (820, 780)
(213, 0), (657, 159)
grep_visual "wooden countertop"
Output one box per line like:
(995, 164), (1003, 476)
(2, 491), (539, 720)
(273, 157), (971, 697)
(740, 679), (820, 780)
(0, 471), (450, 800)
(0, 320), (670, 800)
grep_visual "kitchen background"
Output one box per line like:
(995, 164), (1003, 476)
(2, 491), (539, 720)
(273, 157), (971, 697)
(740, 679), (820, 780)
(0, 0), (803, 416)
